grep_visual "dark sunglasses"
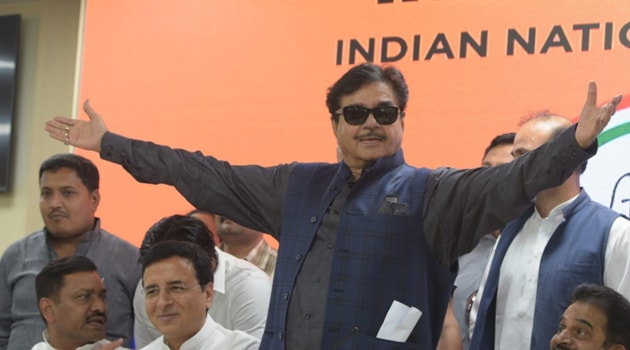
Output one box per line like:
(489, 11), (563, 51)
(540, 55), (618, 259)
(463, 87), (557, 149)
(336, 105), (401, 125)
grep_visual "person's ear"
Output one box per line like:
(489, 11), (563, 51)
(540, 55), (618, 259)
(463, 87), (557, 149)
(330, 117), (339, 139)
(39, 298), (56, 324)
(609, 345), (625, 350)
(90, 189), (100, 212)
(204, 283), (214, 309)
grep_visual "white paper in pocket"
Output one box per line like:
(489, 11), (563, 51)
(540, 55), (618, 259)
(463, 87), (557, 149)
(376, 300), (422, 342)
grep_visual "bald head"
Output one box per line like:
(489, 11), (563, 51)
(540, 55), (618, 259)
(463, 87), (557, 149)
(512, 113), (572, 158)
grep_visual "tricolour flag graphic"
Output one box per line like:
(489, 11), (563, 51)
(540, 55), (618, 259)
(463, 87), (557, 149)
(582, 95), (630, 217)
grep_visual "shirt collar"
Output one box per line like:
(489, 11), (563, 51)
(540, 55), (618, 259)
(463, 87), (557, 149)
(42, 330), (110, 350)
(213, 248), (227, 295)
(549, 194), (579, 217)
(244, 239), (266, 262)
(44, 218), (102, 256)
(162, 315), (214, 350)
(534, 193), (580, 221)
(338, 149), (405, 182)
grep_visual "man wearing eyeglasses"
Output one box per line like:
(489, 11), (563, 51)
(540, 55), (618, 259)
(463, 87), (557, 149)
(45, 62), (621, 349)
(140, 240), (259, 350)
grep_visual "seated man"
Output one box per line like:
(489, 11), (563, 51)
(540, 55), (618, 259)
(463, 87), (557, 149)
(140, 240), (259, 350)
(133, 215), (271, 347)
(32, 256), (125, 350)
(550, 283), (630, 350)
(0, 154), (140, 349)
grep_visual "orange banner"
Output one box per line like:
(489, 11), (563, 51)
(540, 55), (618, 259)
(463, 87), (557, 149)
(79, 0), (630, 245)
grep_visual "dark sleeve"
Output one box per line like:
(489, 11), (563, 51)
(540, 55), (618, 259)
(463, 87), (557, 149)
(99, 132), (293, 237)
(423, 124), (596, 267)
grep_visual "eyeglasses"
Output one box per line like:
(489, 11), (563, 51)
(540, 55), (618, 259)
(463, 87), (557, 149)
(336, 105), (401, 125)
(143, 282), (200, 301)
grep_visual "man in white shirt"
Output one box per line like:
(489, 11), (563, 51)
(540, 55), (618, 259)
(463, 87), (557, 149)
(133, 215), (271, 348)
(32, 256), (125, 350)
(139, 239), (259, 350)
(470, 112), (630, 349)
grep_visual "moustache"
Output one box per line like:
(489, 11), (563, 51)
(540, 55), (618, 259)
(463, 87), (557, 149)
(355, 132), (386, 141)
(552, 345), (570, 350)
(86, 311), (107, 323)
(48, 209), (68, 219)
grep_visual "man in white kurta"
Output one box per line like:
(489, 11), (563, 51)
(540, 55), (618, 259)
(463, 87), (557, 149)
(139, 218), (260, 350)
(469, 113), (630, 349)
(133, 246), (271, 347)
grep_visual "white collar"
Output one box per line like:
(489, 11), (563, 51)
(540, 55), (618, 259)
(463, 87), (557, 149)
(534, 193), (579, 220)
(41, 330), (114, 350)
(213, 248), (227, 295)
(161, 316), (214, 350)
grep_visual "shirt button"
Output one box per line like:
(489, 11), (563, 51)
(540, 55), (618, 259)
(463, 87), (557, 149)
(283, 292), (289, 300)
(310, 216), (318, 223)
(279, 331), (284, 340)
(314, 277), (321, 283)
(327, 242), (334, 249)
(295, 254), (302, 261)
(305, 313), (312, 320)
(334, 208), (340, 214)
